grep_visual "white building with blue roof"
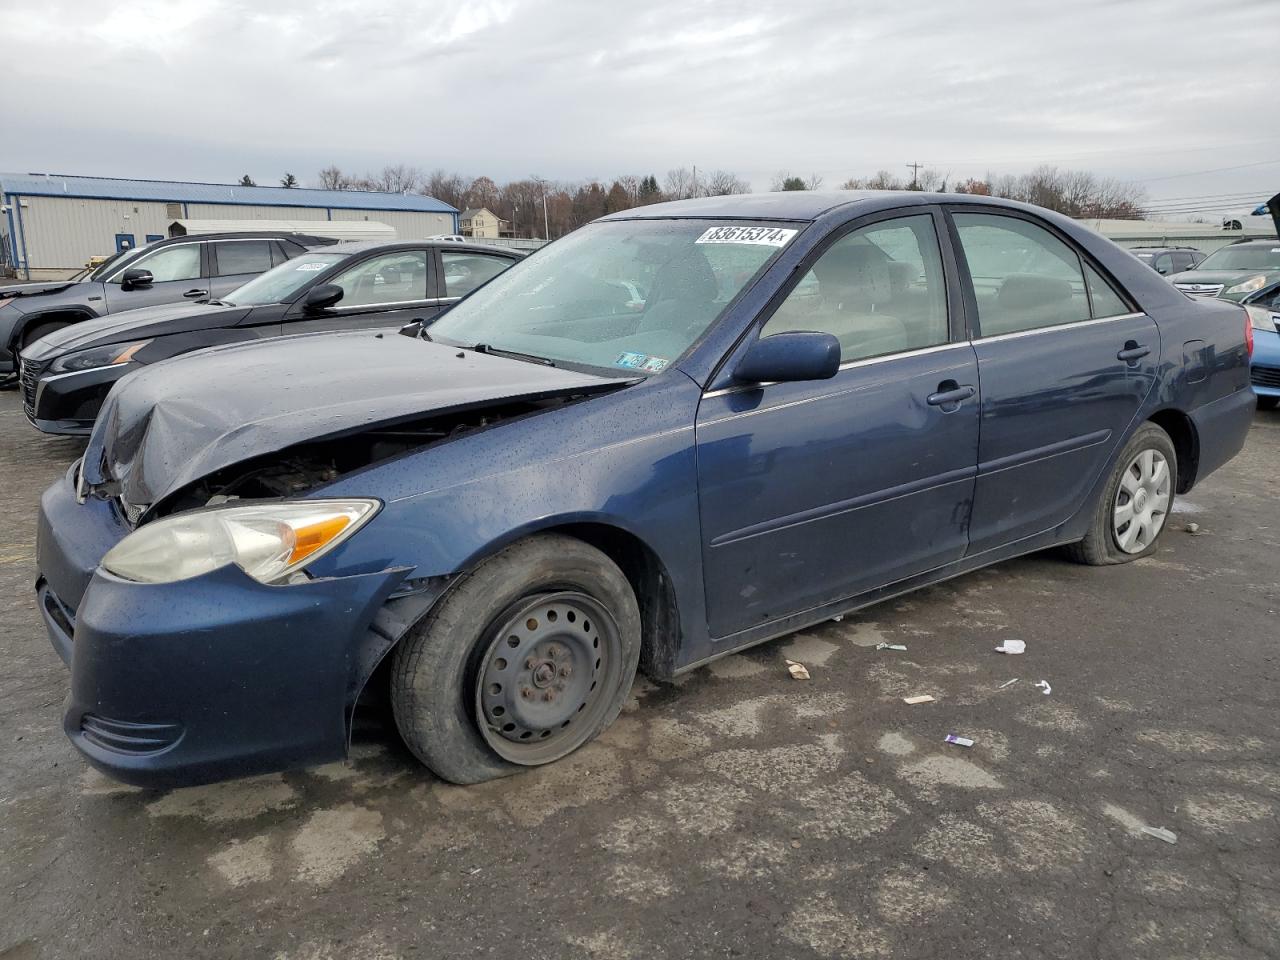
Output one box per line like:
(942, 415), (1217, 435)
(1, 172), (459, 279)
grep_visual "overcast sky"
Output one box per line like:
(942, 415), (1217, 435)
(5, 0), (1277, 219)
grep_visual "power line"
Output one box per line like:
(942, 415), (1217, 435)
(1129, 158), (1280, 183)
(919, 137), (1280, 167)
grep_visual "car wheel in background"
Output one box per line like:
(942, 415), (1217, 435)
(20, 321), (68, 348)
(1258, 396), (1279, 411)
(391, 534), (641, 784)
(1065, 422), (1177, 566)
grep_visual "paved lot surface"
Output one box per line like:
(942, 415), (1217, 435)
(1, 390), (1277, 960)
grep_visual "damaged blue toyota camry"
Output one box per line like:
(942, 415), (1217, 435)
(36, 192), (1256, 787)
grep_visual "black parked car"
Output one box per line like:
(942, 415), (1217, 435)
(1, 231), (337, 382)
(20, 240), (524, 434)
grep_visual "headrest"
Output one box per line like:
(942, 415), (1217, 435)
(649, 252), (718, 304)
(997, 273), (1073, 312)
(813, 243), (891, 306)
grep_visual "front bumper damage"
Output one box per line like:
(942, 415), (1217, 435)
(37, 466), (426, 787)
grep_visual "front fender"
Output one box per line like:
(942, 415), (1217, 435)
(310, 372), (714, 667)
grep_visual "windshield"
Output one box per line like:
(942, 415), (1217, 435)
(428, 219), (797, 373)
(223, 252), (348, 306)
(1196, 245), (1280, 272)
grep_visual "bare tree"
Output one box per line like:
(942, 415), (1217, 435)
(317, 166), (349, 190)
(365, 164), (422, 194)
(702, 169), (752, 196)
(664, 167), (698, 200)
(805, 173), (824, 191)
(422, 170), (470, 211)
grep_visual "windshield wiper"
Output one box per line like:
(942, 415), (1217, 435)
(471, 343), (556, 366)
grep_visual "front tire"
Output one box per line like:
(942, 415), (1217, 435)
(20, 320), (68, 348)
(391, 534), (641, 784)
(1065, 422), (1176, 565)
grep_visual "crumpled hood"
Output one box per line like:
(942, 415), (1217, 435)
(81, 329), (621, 508)
(22, 301), (248, 361)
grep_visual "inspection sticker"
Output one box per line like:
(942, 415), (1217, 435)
(695, 226), (798, 247)
(296, 262), (329, 271)
(615, 352), (668, 372)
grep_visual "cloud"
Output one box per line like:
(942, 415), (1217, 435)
(5, 0), (1276, 214)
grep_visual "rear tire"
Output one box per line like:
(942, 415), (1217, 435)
(1258, 396), (1279, 411)
(1064, 422), (1176, 565)
(390, 534), (641, 784)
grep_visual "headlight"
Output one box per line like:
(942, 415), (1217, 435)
(1245, 304), (1279, 333)
(52, 340), (152, 373)
(101, 498), (380, 585)
(1225, 275), (1267, 295)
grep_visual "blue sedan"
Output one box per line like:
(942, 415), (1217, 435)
(36, 191), (1256, 787)
(1245, 281), (1280, 408)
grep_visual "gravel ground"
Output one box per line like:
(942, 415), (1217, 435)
(1, 390), (1277, 960)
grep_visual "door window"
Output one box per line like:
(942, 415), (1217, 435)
(329, 250), (428, 307)
(113, 243), (201, 283)
(1153, 254), (1173, 274)
(213, 240), (274, 277)
(442, 252), (515, 298)
(953, 213), (1091, 336)
(1085, 264), (1130, 318)
(761, 214), (949, 362)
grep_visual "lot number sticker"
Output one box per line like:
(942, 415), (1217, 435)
(695, 226), (798, 247)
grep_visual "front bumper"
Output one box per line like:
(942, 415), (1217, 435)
(37, 469), (409, 787)
(1250, 328), (1280, 398)
(23, 362), (131, 435)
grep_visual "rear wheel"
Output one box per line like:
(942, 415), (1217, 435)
(1258, 396), (1279, 411)
(391, 534), (641, 784)
(1065, 422), (1176, 565)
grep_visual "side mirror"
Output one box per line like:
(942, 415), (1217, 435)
(303, 283), (344, 311)
(120, 268), (154, 290)
(734, 331), (841, 384)
(398, 318), (426, 338)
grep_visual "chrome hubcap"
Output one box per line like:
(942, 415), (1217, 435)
(1113, 448), (1171, 554)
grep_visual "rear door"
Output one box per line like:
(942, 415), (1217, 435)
(207, 239), (277, 298)
(438, 250), (521, 305)
(102, 241), (208, 311)
(949, 208), (1159, 553)
(695, 209), (981, 639)
(281, 248), (441, 334)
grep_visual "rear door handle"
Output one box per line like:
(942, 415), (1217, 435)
(1117, 341), (1150, 363)
(926, 383), (976, 407)
(183, 288), (209, 299)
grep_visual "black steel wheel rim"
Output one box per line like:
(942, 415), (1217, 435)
(474, 591), (622, 765)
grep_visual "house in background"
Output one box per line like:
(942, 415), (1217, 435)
(459, 207), (509, 240)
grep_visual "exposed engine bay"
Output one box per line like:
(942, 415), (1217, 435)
(154, 395), (584, 519)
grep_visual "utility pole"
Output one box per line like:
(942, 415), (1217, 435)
(906, 161), (922, 189)
(532, 175), (550, 240)
(692, 164), (698, 199)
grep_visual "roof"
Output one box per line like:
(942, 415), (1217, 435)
(603, 191), (872, 221)
(460, 207), (505, 220)
(0, 172), (457, 214)
(169, 218), (396, 242)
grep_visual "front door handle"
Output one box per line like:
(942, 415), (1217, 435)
(1117, 341), (1150, 364)
(182, 288), (209, 299)
(926, 382), (977, 407)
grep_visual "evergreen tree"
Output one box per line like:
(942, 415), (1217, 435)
(239, 174), (257, 187)
(280, 172), (298, 188)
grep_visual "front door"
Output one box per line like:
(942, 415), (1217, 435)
(283, 248), (442, 334)
(696, 211), (981, 640)
(103, 241), (209, 311)
(949, 209), (1160, 553)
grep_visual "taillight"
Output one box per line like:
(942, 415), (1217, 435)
(1245, 307), (1254, 357)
